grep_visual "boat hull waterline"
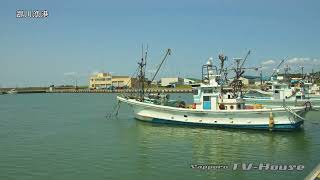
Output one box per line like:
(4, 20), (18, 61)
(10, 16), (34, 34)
(117, 96), (306, 130)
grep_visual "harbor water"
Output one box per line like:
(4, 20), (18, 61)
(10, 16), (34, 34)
(0, 93), (319, 180)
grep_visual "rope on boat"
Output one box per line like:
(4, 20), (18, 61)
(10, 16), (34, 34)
(106, 100), (121, 119)
(282, 99), (306, 121)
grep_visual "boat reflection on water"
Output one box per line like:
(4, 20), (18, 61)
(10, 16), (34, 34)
(134, 120), (310, 160)
(132, 121), (312, 178)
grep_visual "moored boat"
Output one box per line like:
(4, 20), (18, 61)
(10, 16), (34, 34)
(117, 52), (314, 131)
(7, 89), (18, 94)
(244, 77), (320, 106)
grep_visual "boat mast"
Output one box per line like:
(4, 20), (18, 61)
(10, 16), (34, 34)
(218, 54), (227, 92)
(231, 50), (251, 97)
(138, 45), (147, 101)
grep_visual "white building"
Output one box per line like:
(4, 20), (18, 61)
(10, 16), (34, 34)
(161, 77), (184, 87)
(183, 78), (196, 85)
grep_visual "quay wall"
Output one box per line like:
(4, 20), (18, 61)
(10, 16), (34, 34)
(0, 88), (193, 94)
(48, 89), (193, 93)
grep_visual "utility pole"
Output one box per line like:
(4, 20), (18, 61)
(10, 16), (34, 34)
(300, 66), (304, 79)
(311, 69), (314, 83)
(260, 70), (263, 85)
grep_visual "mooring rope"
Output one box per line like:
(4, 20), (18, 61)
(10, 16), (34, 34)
(106, 100), (121, 119)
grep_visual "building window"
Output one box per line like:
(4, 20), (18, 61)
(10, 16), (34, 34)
(203, 96), (210, 101)
(193, 89), (199, 95)
(203, 88), (213, 93)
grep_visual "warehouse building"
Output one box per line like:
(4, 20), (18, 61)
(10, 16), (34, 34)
(89, 73), (137, 89)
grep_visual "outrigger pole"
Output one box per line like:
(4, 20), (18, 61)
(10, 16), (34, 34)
(149, 49), (172, 83)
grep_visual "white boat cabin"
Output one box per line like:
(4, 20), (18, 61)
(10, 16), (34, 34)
(270, 81), (306, 100)
(191, 58), (246, 111)
(192, 84), (245, 111)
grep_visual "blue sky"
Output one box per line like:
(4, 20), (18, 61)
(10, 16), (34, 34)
(1, 0), (320, 87)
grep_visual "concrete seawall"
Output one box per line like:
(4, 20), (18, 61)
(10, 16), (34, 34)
(0, 88), (192, 94)
(48, 89), (193, 93)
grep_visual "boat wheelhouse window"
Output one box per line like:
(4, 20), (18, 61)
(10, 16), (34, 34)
(203, 96), (210, 101)
(275, 85), (280, 89)
(274, 90), (279, 93)
(237, 104), (241, 109)
(203, 88), (213, 94)
(193, 89), (199, 95)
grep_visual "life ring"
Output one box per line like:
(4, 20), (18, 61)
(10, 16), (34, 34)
(219, 104), (225, 110)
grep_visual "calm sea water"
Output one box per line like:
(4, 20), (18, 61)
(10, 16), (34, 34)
(0, 93), (319, 180)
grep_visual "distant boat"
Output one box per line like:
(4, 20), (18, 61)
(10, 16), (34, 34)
(244, 80), (320, 106)
(7, 89), (18, 94)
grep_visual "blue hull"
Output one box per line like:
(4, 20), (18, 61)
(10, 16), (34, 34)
(141, 118), (304, 131)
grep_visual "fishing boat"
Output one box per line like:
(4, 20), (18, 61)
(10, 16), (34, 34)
(244, 60), (320, 105)
(7, 89), (18, 94)
(244, 77), (320, 106)
(117, 50), (314, 131)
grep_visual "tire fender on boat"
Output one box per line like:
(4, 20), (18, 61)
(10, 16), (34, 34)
(304, 101), (312, 111)
(219, 104), (225, 110)
(269, 110), (274, 130)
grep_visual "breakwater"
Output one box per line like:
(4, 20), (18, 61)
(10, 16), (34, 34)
(49, 88), (193, 93)
(0, 88), (193, 94)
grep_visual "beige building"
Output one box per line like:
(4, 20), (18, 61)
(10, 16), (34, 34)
(89, 73), (137, 89)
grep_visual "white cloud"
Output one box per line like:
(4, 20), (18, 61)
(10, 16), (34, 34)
(286, 57), (320, 65)
(63, 72), (76, 76)
(261, 59), (276, 66)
